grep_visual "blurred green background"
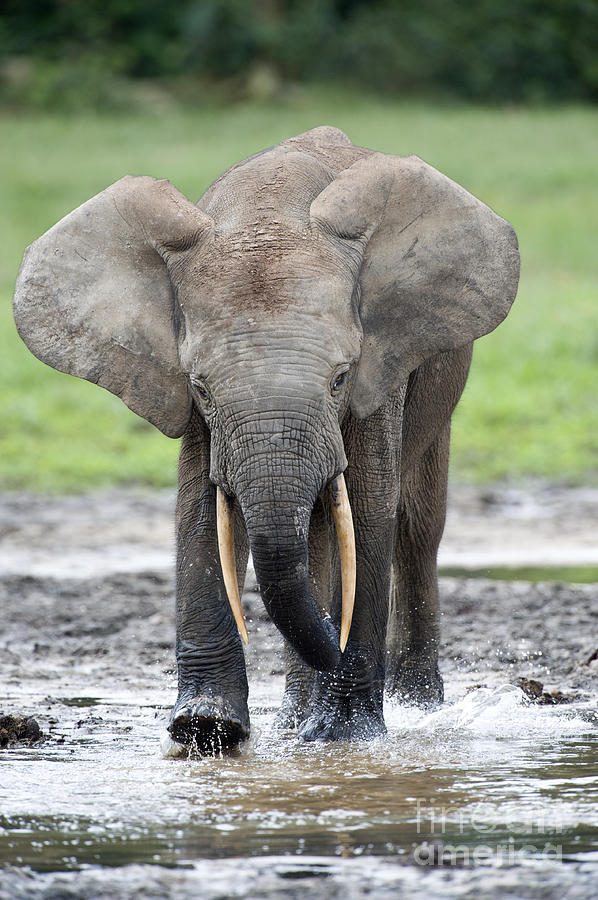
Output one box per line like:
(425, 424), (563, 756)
(1, 2), (597, 491)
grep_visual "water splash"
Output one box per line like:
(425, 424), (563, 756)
(386, 684), (595, 739)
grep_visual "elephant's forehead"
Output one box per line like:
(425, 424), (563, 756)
(178, 299), (361, 378)
(180, 234), (354, 318)
(176, 233), (361, 375)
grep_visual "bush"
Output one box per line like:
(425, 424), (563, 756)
(1, 0), (597, 109)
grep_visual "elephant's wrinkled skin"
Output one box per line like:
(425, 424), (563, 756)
(14, 127), (519, 749)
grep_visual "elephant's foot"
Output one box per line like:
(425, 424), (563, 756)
(275, 686), (311, 730)
(299, 693), (386, 742)
(298, 645), (386, 742)
(168, 694), (249, 754)
(275, 652), (315, 730)
(386, 657), (444, 708)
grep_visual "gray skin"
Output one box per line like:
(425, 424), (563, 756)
(13, 127), (519, 749)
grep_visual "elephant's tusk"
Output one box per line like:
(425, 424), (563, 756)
(329, 473), (356, 653)
(216, 487), (249, 645)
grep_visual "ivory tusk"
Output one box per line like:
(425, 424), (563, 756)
(329, 473), (356, 653)
(216, 487), (249, 645)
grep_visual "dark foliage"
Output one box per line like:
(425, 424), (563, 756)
(1, 0), (597, 107)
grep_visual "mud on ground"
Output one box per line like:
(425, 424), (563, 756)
(0, 484), (596, 744)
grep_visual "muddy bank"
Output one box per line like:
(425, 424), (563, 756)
(0, 483), (597, 731)
(1, 569), (596, 737)
(1, 483), (598, 581)
(0, 484), (596, 742)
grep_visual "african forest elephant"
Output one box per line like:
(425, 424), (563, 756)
(14, 127), (519, 749)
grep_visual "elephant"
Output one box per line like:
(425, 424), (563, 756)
(13, 126), (519, 750)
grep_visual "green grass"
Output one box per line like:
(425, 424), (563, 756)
(1, 91), (597, 491)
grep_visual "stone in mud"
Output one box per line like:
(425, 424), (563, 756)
(516, 677), (578, 705)
(0, 714), (45, 747)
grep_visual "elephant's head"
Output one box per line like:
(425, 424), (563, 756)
(13, 127), (519, 671)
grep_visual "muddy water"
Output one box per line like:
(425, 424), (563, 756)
(1, 489), (597, 898)
(1, 687), (597, 898)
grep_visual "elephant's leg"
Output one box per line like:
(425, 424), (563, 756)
(384, 346), (471, 706)
(275, 641), (315, 729)
(385, 423), (449, 707)
(299, 397), (404, 742)
(169, 409), (250, 752)
(276, 495), (330, 728)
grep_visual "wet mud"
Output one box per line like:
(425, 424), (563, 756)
(0, 485), (597, 898)
(515, 677), (580, 705)
(1, 556), (596, 754)
(0, 715), (45, 748)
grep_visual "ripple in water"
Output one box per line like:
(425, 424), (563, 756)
(1, 685), (596, 898)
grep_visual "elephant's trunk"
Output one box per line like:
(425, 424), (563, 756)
(210, 393), (353, 672)
(224, 473), (341, 672)
(216, 476), (356, 661)
(248, 517), (340, 672)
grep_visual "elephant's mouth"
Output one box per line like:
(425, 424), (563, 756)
(215, 474), (356, 656)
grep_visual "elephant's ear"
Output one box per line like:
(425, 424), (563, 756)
(14, 176), (213, 437)
(310, 153), (520, 419)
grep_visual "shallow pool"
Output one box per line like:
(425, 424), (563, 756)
(1, 683), (597, 899)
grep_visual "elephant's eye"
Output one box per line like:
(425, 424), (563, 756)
(191, 377), (212, 407)
(332, 370), (349, 393)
